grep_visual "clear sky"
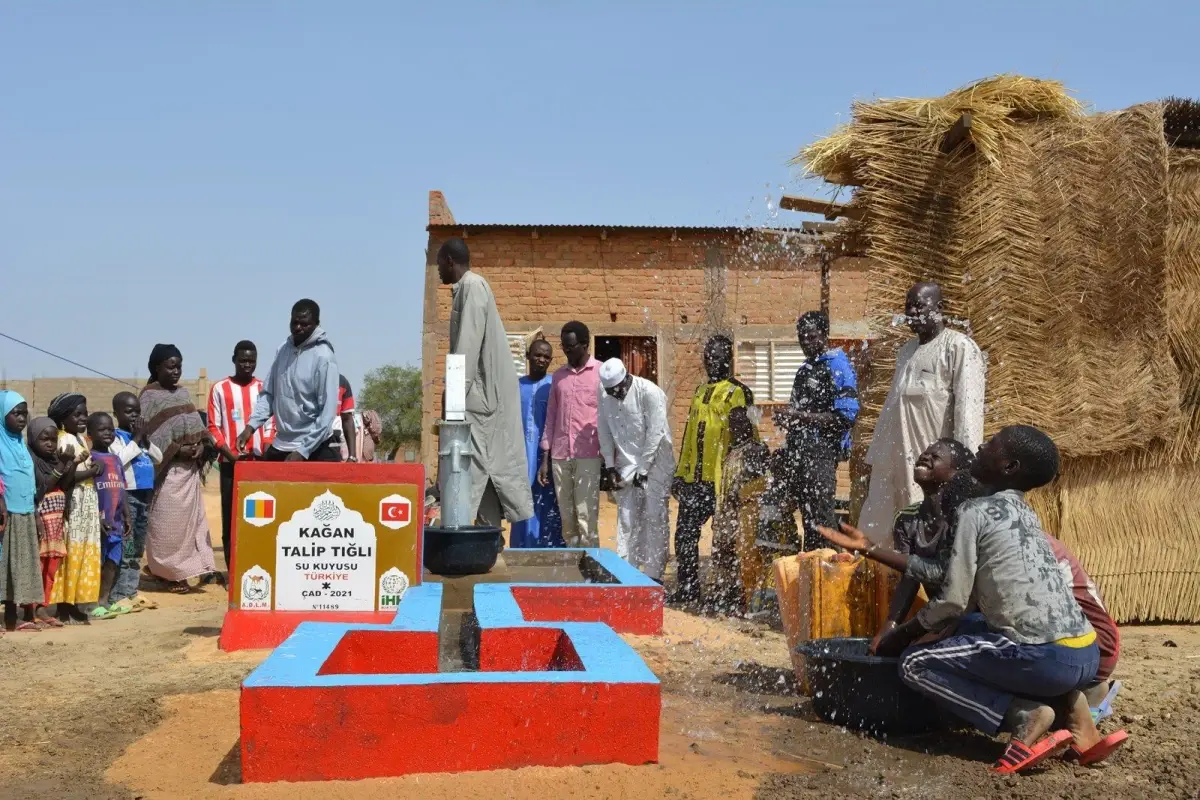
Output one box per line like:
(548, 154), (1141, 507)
(2, 1), (1193, 391)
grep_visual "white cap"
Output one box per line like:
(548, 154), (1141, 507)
(599, 358), (628, 389)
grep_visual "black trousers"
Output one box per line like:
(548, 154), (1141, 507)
(673, 480), (717, 598)
(219, 461), (236, 571)
(263, 439), (342, 463)
(774, 450), (838, 552)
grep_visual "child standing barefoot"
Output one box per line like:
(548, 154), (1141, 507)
(0, 393), (47, 631)
(48, 393), (103, 625)
(26, 417), (73, 628)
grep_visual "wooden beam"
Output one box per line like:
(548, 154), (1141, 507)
(801, 220), (842, 234)
(940, 113), (973, 153)
(820, 250), (831, 317)
(779, 194), (860, 220)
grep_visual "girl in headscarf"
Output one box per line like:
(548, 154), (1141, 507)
(0, 392), (47, 630)
(27, 415), (73, 627)
(140, 344), (217, 593)
(48, 392), (104, 624)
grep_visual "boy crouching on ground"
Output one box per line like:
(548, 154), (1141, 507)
(874, 425), (1127, 774)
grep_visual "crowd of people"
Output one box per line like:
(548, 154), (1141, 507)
(0, 237), (1131, 773)
(0, 298), (383, 630)
(439, 235), (1128, 773)
(441, 228), (868, 609)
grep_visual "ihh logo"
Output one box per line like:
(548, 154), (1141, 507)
(378, 567), (410, 610)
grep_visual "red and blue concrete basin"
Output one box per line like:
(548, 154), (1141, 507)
(497, 547), (664, 636)
(240, 561), (662, 783)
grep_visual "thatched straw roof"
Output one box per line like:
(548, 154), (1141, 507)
(795, 75), (1084, 185)
(808, 76), (1200, 622)
(811, 89), (1177, 460)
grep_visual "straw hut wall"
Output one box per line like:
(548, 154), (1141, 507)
(1165, 145), (1200, 461)
(802, 77), (1200, 622)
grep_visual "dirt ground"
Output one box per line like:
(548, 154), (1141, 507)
(0, 482), (1197, 799)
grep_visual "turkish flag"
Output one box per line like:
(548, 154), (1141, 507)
(381, 500), (410, 524)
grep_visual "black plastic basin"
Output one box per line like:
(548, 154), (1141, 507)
(797, 637), (936, 736)
(423, 525), (504, 575)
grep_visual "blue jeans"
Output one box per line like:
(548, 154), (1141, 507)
(899, 614), (1100, 735)
(111, 489), (151, 602)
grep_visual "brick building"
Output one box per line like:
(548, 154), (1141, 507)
(421, 191), (872, 483)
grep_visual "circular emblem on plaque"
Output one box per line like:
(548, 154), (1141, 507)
(381, 571), (409, 595)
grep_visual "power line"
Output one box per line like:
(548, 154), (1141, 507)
(0, 330), (142, 389)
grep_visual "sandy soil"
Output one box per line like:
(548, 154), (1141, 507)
(1, 483), (1197, 799)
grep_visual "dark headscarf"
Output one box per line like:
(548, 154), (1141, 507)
(47, 393), (86, 426)
(27, 416), (60, 502)
(147, 343), (183, 381)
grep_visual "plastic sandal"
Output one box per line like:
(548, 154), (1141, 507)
(990, 729), (1073, 774)
(1067, 730), (1129, 766)
(14, 621), (43, 632)
(1090, 679), (1122, 723)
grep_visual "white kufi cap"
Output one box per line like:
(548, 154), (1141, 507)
(599, 358), (628, 389)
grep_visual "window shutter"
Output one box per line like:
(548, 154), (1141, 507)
(736, 341), (771, 401)
(507, 333), (528, 377)
(735, 340), (806, 402)
(772, 343), (806, 403)
(506, 328), (544, 377)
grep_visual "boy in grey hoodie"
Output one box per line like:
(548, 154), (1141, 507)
(240, 299), (341, 462)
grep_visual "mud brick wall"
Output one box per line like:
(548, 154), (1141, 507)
(422, 224), (870, 493)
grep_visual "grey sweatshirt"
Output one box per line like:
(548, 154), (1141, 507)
(249, 327), (339, 458)
(916, 489), (1093, 645)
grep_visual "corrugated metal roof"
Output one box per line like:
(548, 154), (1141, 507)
(427, 222), (820, 234)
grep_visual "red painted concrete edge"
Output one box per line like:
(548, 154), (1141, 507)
(219, 609), (396, 651)
(240, 682), (660, 782)
(233, 461), (426, 484)
(511, 585), (664, 635)
(318, 630), (440, 675)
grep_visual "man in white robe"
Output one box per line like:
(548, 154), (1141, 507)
(859, 282), (986, 544)
(440, 237), (534, 526)
(597, 358), (674, 581)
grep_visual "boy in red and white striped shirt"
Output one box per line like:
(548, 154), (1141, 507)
(208, 341), (275, 573)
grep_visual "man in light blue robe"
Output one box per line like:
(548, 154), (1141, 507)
(510, 339), (564, 547)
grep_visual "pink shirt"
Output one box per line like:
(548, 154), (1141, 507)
(540, 357), (602, 460)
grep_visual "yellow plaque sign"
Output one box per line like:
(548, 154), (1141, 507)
(231, 480), (421, 612)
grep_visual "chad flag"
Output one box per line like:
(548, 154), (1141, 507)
(244, 497), (275, 520)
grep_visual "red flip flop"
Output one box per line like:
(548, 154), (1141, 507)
(991, 729), (1074, 774)
(1067, 730), (1128, 766)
